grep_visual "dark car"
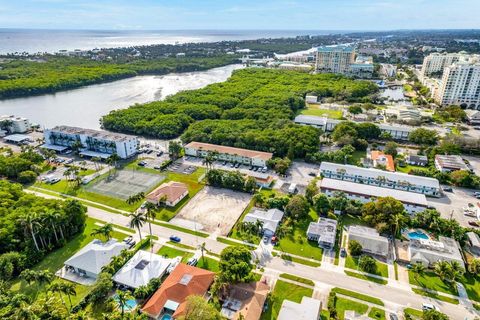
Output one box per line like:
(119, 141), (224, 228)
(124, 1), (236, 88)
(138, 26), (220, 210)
(169, 235), (181, 243)
(308, 172), (317, 177)
(389, 313), (399, 320)
(442, 186), (453, 192)
(469, 221), (479, 227)
(157, 151), (163, 157)
(340, 248), (347, 257)
(138, 161), (146, 167)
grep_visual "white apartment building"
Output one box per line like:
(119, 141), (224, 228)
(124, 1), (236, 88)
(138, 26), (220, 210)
(421, 52), (464, 77)
(315, 45), (373, 78)
(435, 61), (480, 109)
(0, 115), (31, 133)
(44, 126), (139, 159)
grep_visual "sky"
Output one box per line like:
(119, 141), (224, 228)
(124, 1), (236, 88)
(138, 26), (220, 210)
(0, 0), (479, 31)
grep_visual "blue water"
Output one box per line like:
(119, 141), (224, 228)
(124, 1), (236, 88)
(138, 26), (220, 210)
(114, 295), (137, 311)
(161, 314), (172, 320)
(408, 231), (429, 240)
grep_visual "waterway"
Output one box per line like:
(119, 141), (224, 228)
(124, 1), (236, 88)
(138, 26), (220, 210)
(0, 64), (243, 130)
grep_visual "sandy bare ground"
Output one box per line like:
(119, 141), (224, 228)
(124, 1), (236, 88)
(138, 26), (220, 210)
(170, 186), (251, 236)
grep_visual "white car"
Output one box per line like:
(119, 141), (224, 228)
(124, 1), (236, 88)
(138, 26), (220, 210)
(422, 303), (438, 311)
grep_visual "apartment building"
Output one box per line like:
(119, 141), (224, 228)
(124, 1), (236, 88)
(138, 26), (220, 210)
(435, 61), (480, 109)
(421, 52), (465, 77)
(319, 162), (441, 197)
(44, 125), (139, 159)
(184, 141), (273, 167)
(0, 115), (31, 133)
(315, 45), (374, 78)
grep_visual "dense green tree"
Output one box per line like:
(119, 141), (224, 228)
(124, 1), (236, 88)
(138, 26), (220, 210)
(409, 128), (439, 145)
(218, 246), (253, 284)
(313, 193), (331, 216)
(178, 295), (223, 320)
(358, 255), (377, 274)
(305, 179), (319, 204)
(468, 258), (480, 275)
(422, 309), (449, 320)
(285, 195), (310, 220)
(383, 142), (398, 158)
(348, 240), (363, 256)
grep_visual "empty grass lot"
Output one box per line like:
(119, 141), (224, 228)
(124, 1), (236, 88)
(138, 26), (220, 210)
(331, 288), (384, 306)
(196, 257), (220, 272)
(156, 246), (194, 263)
(345, 256), (389, 278)
(301, 104), (344, 119)
(260, 280), (313, 320)
(408, 271), (458, 296)
(335, 297), (369, 320)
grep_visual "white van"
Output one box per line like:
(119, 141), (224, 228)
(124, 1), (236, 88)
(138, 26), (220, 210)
(288, 183), (297, 194)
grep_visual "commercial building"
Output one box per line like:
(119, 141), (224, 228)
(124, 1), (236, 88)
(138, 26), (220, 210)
(146, 182), (189, 207)
(63, 239), (127, 281)
(320, 178), (428, 214)
(277, 297), (321, 320)
(306, 217), (338, 249)
(408, 236), (464, 268)
(319, 162), (441, 197)
(184, 142), (273, 167)
(0, 115), (31, 133)
(142, 264), (215, 319)
(434, 155), (469, 172)
(220, 282), (270, 320)
(113, 250), (173, 289)
(435, 61), (480, 109)
(383, 106), (432, 123)
(44, 126), (138, 159)
(243, 208), (284, 237)
(348, 225), (389, 257)
(315, 45), (373, 78)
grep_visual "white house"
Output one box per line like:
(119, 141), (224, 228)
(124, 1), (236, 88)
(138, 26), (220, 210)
(348, 226), (389, 258)
(243, 208), (284, 237)
(44, 126), (139, 159)
(278, 297), (321, 320)
(184, 141), (272, 167)
(113, 250), (173, 289)
(64, 239), (127, 280)
(408, 236), (464, 268)
(306, 217), (337, 249)
(305, 95), (318, 104)
(0, 115), (31, 133)
(320, 178), (429, 214)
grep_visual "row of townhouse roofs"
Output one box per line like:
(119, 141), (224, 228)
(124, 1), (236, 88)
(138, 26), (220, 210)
(62, 238), (322, 320)
(420, 52), (480, 109)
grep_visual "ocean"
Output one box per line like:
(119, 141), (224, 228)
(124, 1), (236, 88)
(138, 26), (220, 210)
(0, 29), (340, 54)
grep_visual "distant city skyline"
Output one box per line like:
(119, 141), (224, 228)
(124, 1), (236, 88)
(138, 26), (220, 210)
(1, 0), (479, 30)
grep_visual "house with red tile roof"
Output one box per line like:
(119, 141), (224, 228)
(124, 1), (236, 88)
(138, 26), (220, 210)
(141, 263), (215, 319)
(146, 181), (188, 207)
(369, 150), (395, 172)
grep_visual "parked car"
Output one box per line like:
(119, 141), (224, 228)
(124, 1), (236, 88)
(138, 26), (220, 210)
(263, 236), (269, 244)
(443, 186), (453, 192)
(123, 236), (133, 244)
(64, 159), (74, 164)
(422, 303), (437, 311)
(128, 241), (136, 249)
(153, 165), (161, 170)
(169, 235), (181, 243)
(389, 313), (398, 320)
(308, 171), (316, 177)
(48, 178), (61, 184)
(469, 221), (479, 227)
(157, 151), (163, 157)
(222, 161), (227, 165)
(253, 167), (258, 172)
(235, 163), (240, 168)
(249, 166), (253, 170)
(261, 167), (267, 173)
(138, 161), (146, 167)
(340, 248), (347, 257)
(187, 258), (198, 266)
(230, 163), (235, 168)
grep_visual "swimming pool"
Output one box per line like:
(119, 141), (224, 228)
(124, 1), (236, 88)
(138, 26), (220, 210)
(160, 314), (172, 320)
(113, 294), (137, 311)
(408, 230), (429, 240)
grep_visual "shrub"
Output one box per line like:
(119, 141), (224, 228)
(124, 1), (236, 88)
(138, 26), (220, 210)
(17, 170), (38, 184)
(349, 240), (363, 256)
(358, 255), (377, 274)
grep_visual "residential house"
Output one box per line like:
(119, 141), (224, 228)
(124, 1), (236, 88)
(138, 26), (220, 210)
(306, 218), (338, 249)
(141, 264), (215, 319)
(320, 178), (429, 214)
(408, 236), (464, 268)
(184, 142), (273, 167)
(146, 182), (189, 207)
(220, 282), (270, 320)
(367, 150), (395, 172)
(348, 226), (389, 258)
(64, 239), (127, 280)
(243, 208), (284, 237)
(406, 155), (428, 167)
(319, 162), (441, 197)
(434, 155), (469, 172)
(113, 250), (173, 289)
(277, 297), (322, 320)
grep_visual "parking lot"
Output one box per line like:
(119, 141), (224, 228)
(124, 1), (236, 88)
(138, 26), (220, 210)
(428, 186), (480, 228)
(182, 156), (272, 175)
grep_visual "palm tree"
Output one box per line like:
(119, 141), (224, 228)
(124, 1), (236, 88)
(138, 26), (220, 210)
(20, 213), (41, 251)
(411, 263), (425, 284)
(390, 212), (408, 238)
(199, 242), (207, 263)
(90, 223), (113, 242)
(48, 282), (68, 311)
(434, 261), (451, 282)
(254, 220), (264, 235)
(129, 212), (146, 241)
(37, 270), (54, 291)
(115, 289), (133, 319)
(42, 209), (60, 244)
(144, 201), (157, 250)
(62, 282), (77, 310)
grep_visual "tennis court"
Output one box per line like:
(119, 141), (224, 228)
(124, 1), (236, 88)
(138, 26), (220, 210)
(85, 169), (165, 200)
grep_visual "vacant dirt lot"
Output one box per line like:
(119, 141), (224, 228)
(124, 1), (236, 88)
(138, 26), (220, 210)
(170, 186), (251, 235)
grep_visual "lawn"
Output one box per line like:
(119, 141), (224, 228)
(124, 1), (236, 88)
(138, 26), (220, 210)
(278, 253), (321, 267)
(368, 307), (386, 320)
(277, 208), (324, 261)
(460, 274), (480, 302)
(260, 280), (313, 320)
(345, 256), (389, 278)
(156, 245), (194, 263)
(335, 297), (369, 320)
(396, 164), (430, 174)
(344, 270), (387, 285)
(408, 271), (458, 296)
(10, 217), (130, 305)
(279, 273), (315, 286)
(411, 288), (459, 304)
(301, 104), (344, 119)
(350, 150), (366, 165)
(196, 256), (220, 272)
(216, 236), (256, 249)
(404, 308), (423, 319)
(331, 287), (384, 306)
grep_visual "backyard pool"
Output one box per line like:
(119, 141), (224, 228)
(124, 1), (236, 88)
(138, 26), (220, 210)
(114, 294), (138, 311)
(408, 230), (430, 240)
(160, 314), (172, 320)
